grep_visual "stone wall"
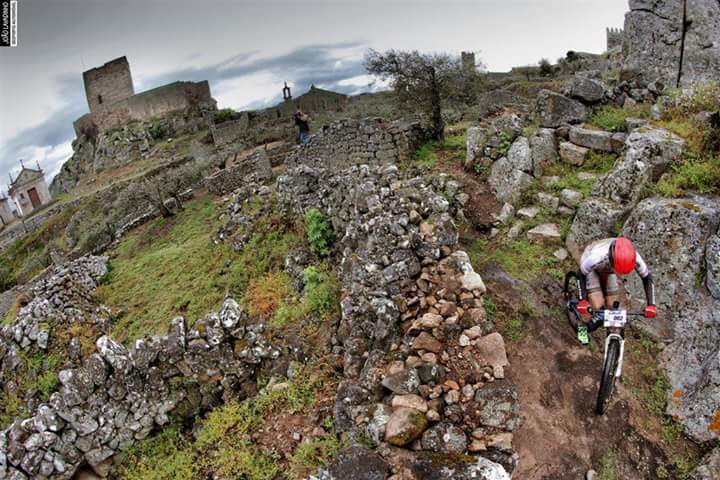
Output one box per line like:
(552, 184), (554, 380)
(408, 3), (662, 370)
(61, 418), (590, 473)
(210, 112), (250, 147)
(0, 199), (82, 252)
(73, 81), (215, 136)
(622, 0), (720, 86)
(0, 256), (279, 479)
(83, 57), (134, 114)
(286, 118), (433, 171)
(204, 149), (272, 195)
(277, 164), (518, 476)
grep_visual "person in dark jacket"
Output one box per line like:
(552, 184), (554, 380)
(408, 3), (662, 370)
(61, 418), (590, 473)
(293, 108), (310, 145)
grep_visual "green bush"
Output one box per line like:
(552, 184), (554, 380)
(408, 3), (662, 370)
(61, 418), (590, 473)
(214, 108), (236, 124)
(498, 131), (514, 156)
(302, 266), (340, 318)
(305, 209), (335, 257)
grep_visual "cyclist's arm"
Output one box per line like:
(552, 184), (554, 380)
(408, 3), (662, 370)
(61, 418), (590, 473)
(636, 253), (656, 306)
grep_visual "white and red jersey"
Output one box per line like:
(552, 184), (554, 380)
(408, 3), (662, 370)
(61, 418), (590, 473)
(580, 238), (650, 279)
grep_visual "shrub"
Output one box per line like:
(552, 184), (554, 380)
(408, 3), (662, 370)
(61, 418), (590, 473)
(245, 272), (295, 318)
(302, 266), (340, 318)
(305, 209), (335, 257)
(663, 83), (720, 118)
(214, 108), (236, 124)
(498, 131), (514, 156)
(538, 58), (554, 77)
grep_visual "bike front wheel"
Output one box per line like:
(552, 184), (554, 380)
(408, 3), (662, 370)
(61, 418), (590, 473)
(596, 338), (620, 414)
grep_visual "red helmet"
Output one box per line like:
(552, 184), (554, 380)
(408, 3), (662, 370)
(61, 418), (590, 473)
(610, 237), (637, 275)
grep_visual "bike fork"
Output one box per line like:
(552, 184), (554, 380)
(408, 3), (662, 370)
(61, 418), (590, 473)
(603, 334), (625, 378)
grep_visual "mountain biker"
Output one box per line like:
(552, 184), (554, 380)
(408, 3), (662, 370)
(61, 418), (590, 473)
(575, 237), (656, 344)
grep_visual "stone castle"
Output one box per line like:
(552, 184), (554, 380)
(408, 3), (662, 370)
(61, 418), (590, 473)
(606, 27), (623, 50)
(73, 56), (216, 137)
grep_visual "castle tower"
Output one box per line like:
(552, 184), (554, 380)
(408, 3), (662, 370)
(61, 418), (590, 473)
(82, 56), (135, 114)
(606, 27), (624, 51)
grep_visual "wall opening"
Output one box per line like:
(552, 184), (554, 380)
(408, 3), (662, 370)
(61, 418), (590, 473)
(98, 94), (103, 105)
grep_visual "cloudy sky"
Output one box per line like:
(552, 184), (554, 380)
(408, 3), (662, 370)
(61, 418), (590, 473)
(0, 0), (628, 187)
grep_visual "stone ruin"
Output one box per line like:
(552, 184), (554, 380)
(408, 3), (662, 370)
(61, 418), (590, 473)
(0, 256), (279, 479)
(277, 161), (520, 477)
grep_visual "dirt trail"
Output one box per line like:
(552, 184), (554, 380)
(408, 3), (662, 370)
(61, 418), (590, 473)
(477, 262), (670, 480)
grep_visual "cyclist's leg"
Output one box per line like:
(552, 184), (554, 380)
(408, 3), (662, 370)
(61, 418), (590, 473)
(604, 273), (620, 308)
(585, 271), (605, 322)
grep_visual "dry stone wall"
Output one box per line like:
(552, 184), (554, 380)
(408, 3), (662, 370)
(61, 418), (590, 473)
(204, 149), (272, 195)
(278, 163), (518, 477)
(286, 118), (434, 171)
(0, 256), (279, 479)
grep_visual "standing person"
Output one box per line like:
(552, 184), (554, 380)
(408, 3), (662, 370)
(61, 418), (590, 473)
(294, 108), (310, 145)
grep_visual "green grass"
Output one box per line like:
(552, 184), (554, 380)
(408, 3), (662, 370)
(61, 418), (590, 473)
(270, 264), (341, 329)
(598, 449), (619, 480)
(405, 133), (467, 170)
(288, 433), (343, 479)
(465, 237), (564, 283)
(116, 367), (328, 480)
(96, 196), (302, 343)
(655, 154), (720, 197)
(588, 105), (650, 133)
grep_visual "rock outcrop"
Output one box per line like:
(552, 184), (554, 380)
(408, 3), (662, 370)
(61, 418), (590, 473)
(622, 0), (720, 87)
(623, 195), (720, 443)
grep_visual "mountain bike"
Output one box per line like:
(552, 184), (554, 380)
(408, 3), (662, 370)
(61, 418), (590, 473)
(563, 271), (645, 414)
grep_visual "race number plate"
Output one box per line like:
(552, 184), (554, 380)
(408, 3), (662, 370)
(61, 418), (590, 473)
(604, 309), (627, 328)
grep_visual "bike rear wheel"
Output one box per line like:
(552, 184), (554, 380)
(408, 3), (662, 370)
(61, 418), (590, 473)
(596, 338), (620, 414)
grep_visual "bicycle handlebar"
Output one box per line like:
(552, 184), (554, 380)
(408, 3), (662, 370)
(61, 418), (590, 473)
(588, 307), (646, 317)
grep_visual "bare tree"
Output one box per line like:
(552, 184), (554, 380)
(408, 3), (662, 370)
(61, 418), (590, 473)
(161, 161), (206, 210)
(365, 49), (482, 140)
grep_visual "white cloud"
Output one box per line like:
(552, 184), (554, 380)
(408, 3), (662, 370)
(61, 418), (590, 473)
(214, 71), (282, 110)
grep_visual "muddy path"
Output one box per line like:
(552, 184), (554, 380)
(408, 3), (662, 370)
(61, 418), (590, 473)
(475, 261), (689, 480)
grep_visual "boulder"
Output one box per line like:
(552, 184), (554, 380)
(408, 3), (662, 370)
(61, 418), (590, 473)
(569, 74), (607, 104)
(623, 196), (720, 313)
(559, 142), (588, 166)
(530, 128), (558, 177)
(473, 381), (521, 431)
(506, 137), (532, 173)
(592, 128), (684, 206)
(622, 0), (720, 86)
(392, 394), (428, 413)
(516, 207), (539, 219)
(476, 333), (509, 372)
(527, 224), (561, 244)
(689, 448), (720, 480)
(488, 157), (534, 205)
(560, 188), (583, 208)
(536, 192), (559, 210)
(385, 407), (428, 446)
(420, 422), (468, 453)
(707, 236), (720, 300)
(405, 454), (511, 480)
(466, 127), (488, 167)
(382, 369), (421, 395)
(494, 203), (515, 225)
(568, 127), (615, 152)
(536, 90), (587, 128)
(321, 447), (390, 480)
(566, 198), (626, 261)
(622, 196), (720, 442)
